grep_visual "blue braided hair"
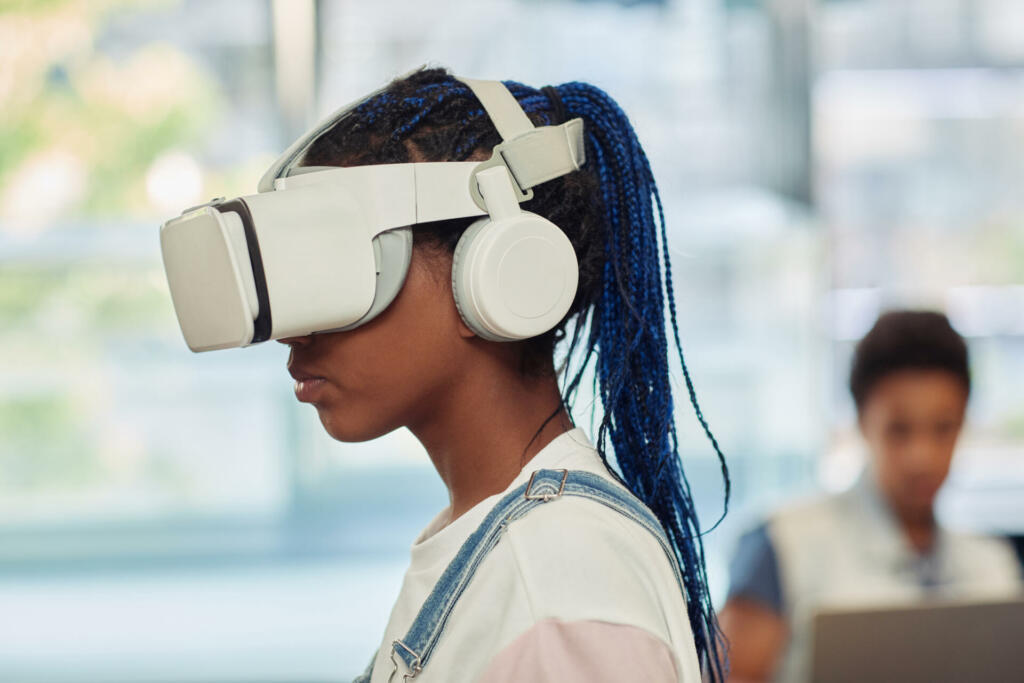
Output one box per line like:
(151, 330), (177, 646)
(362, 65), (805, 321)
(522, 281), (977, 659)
(303, 68), (731, 680)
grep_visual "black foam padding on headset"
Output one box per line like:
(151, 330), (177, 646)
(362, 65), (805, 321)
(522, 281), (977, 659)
(217, 198), (273, 344)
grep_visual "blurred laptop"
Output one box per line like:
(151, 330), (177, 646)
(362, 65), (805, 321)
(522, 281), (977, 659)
(810, 596), (1024, 683)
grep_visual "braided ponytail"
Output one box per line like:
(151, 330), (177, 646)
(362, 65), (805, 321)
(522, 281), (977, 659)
(555, 81), (730, 680)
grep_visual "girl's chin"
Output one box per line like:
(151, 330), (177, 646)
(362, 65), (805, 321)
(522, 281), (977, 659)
(317, 408), (391, 444)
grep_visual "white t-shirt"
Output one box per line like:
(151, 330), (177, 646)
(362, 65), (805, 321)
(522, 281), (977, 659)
(365, 427), (702, 682)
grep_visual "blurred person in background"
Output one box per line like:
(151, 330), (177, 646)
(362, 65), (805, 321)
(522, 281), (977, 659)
(719, 310), (1023, 682)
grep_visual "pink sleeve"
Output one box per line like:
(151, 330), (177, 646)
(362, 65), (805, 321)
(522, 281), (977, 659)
(476, 619), (679, 682)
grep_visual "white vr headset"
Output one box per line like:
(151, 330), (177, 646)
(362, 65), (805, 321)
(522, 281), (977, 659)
(159, 77), (586, 352)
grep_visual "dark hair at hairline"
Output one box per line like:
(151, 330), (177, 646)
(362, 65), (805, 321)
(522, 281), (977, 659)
(850, 310), (970, 412)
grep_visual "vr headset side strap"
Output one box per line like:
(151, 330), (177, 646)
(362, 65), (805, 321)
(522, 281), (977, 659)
(216, 199), (273, 343)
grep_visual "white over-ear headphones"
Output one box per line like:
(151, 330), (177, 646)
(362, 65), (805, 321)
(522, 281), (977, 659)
(451, 78), (582, 342)
(452, 165), (579, 342)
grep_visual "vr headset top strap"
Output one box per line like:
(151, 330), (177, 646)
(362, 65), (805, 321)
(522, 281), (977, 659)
(256, 67), (425, 193)
(459, 77), (586, 209)
(459, 78), (535, 139)
(256, 87), (373, 193)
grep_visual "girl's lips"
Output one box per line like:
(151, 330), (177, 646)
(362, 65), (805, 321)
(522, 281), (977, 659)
(294, 377), (327, 403)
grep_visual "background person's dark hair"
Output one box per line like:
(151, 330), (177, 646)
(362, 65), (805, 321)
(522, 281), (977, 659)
(850, 310), (970, 412)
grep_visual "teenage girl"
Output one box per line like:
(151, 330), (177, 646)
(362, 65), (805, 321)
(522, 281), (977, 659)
(279, 67), (729, 682)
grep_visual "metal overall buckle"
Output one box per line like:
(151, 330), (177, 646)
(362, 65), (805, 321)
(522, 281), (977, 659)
(388, 640), (423, 682)
(524, 469), (569, 502)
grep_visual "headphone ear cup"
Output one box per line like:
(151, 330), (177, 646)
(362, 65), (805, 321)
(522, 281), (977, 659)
(451, 216), (492, 339)
(452, 211), (578, 342)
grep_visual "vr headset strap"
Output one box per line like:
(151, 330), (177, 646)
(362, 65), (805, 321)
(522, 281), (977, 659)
(459, 77), (585, 206)
(258, 67), (425, 193)
(459, 78), (535, 139)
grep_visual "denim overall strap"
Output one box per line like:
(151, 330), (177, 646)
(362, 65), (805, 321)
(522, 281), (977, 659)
(375, 468), (684, 682)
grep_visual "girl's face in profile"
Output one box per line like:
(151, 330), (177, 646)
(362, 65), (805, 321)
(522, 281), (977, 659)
(859, 369), (968, 520)
(278, 245), (468, 442)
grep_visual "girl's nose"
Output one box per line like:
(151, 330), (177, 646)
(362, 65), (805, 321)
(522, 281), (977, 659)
(277, 334), (313, 348)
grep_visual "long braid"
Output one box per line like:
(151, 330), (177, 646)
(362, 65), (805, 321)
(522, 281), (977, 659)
(302, 68), (730, 680)
(558, 82), (730, 678)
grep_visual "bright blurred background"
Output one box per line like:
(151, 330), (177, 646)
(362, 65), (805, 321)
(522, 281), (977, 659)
(2, 0), (1023, 680)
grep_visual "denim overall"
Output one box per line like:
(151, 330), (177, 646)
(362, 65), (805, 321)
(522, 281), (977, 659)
(353, 468), (686, 682)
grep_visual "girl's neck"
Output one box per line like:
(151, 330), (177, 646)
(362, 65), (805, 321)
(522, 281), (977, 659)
(408, 365), (574, 524)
